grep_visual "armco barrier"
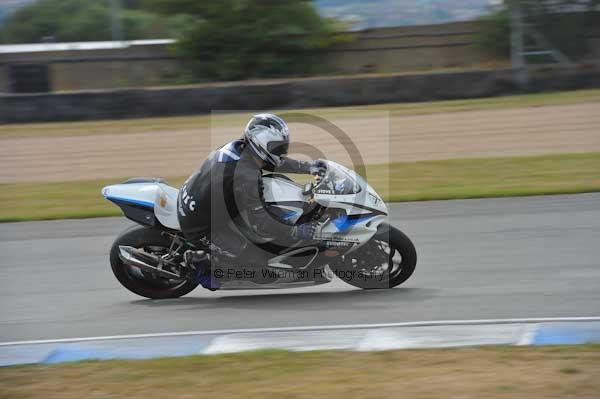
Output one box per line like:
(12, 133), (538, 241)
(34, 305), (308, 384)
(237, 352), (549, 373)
(1, 64), (599, 123)
(1, 318), (599, 367)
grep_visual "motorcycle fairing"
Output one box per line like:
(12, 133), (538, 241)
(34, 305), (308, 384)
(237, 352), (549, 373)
(262, 161), (388, 248)
(102, 182), (181, 230)
(103, 161), (388, 256)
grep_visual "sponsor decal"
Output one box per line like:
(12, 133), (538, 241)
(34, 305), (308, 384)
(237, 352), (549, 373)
(323, 240), (353, 249)
(369, 193), (381, 206)
(159, 193), (168, 208)
(316, 233), (360, 243)
(179, 184), (196, 212)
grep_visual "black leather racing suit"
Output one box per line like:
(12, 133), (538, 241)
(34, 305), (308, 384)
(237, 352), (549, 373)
(177, 140), (312, 265)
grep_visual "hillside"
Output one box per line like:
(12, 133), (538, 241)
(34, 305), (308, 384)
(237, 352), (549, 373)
(0, 0), (497, 31)
(316, 0), (496, 29)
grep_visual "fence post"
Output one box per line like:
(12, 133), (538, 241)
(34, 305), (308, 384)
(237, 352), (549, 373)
(510, 3), (529, 89)
(110, 0), (124, 42)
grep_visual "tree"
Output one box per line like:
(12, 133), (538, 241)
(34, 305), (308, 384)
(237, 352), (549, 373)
(145, 0), (343, 81)
(0, 0), (168, 43)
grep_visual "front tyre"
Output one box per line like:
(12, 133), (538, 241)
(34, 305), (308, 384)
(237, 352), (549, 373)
(110, 226), (199, 299)
(332, 224), (417, 289)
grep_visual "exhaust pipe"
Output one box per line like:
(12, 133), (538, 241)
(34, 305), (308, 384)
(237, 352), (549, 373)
(118, 246), (181, 279)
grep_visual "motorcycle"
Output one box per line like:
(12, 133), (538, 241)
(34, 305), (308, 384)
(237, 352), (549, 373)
(102, 160), (417, 299)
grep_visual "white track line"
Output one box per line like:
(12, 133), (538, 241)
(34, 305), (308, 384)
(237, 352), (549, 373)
(1, 317), (599, 347)
(516, 324), (539, 346)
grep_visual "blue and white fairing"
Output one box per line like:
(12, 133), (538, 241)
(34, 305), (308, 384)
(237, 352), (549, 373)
(263, 161), (388, 248)
(101, 179), (181, 230)
(102, 162), (387, 251)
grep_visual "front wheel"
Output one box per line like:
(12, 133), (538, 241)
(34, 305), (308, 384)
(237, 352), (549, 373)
(331, 224), (417, 289)
(110, 226), (199, 299)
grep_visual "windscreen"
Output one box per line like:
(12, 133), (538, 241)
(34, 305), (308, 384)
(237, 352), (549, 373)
(315, 163), (362, 195)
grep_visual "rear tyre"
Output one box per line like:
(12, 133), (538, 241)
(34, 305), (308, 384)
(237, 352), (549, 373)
(332, 224), (417, 289)
(110, 226), (199, 299)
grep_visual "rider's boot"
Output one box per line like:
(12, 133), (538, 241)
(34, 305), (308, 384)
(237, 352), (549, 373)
(184, 250), (220, 291)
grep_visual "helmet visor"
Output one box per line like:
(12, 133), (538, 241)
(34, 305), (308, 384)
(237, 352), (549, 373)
(267, 140), (289, 157)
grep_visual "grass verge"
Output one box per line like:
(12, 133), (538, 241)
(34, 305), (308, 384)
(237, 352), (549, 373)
(1, 89), (599, 139)
(1, 345), (599, 399)
(1, 152), (599, 223)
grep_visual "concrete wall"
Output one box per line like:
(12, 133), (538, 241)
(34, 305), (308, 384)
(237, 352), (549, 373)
(324, 21), (494, 74)
(49, 59), (182, 91)
(3, 19), (600, 93)
(0, 41), (182, 92)
(2, 64), (599, 123)
(0, 65), (7, 92)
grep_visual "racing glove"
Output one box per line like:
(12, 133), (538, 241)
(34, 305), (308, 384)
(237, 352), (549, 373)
(291, 222), (318, 240)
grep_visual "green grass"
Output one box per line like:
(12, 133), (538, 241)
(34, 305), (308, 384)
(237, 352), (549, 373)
(0, 177), (185, 223)
(1, 152), (599, 222)
(1, 346), (599, 399)
(371, 152), (600, 202)
(1, 89), (599, 139)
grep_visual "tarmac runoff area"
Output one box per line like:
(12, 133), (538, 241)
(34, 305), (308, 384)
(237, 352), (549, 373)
(0, 193), (599, 362)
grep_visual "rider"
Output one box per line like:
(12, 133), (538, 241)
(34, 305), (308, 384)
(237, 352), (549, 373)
(177, 113), (326, 289)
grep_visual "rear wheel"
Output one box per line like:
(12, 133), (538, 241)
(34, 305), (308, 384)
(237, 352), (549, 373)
(110, 226), (199, 299)
(332, 224), (417, 289)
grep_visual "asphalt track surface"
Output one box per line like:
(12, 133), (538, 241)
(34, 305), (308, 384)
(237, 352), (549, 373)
(1, 194), (599, 342)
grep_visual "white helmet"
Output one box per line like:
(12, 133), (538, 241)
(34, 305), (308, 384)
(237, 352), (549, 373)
(244, 113), (290, 167)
